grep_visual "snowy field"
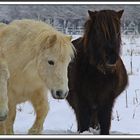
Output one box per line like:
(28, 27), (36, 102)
(8, 34), (140, 135)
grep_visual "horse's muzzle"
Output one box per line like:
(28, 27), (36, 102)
(106, 63), (116, 68)
(97, 63), (117, 74)
(51, 89), (68, 99)
(105, 63), (117, 73)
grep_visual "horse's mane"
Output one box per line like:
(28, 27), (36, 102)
(16, 19), (75, 60)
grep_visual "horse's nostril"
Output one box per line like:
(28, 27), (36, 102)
(56, 90), (63, 97)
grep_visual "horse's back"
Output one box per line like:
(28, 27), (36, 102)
(0, 19), (52, 53)
(72, 37), (83, 51)
(10, 19), (55, 34)
(0, 19), (53, 42)
(0, 22), (7, 32)
(0, 22), (7, 28)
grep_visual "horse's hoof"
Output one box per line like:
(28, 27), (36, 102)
(28, 128), (42, 135)
(7, 130), (14, 135)
(0, 130), (14, 135)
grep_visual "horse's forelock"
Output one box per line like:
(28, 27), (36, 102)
(95, 11), (121, 40)
(35, 30), (74, 61)
(83, 11), (121, 49)
(55, 33), (75, 61)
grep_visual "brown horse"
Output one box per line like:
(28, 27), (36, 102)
(67, 10), (128, 135)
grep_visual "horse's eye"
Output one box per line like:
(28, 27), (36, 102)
(48, 60), (54, 65)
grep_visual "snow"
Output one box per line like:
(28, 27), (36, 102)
(6, 34), (140, 135)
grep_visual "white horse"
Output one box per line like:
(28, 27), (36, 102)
(0, 19), (74, 134)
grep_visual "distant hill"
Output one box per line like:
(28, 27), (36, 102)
(0, 5), (139, 22)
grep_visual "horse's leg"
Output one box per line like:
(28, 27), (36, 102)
(97, 102), (114, 135)
(0, 122), (6, 134)
(0, 60), (10, 121)
(90, 110), (100, 130)
(4, 102), (16, 134)
(77, 100), (91, 133)
(0, 101), (16, 134)
(67, 91), (80, 129)
(70, 96), (91, 133)
(67, 92), (91, 133)
(28, 89), (49, 134)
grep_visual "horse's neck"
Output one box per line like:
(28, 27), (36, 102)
(2, 46), (37, 75)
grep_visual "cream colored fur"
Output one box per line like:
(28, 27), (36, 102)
(0, 19), (74, 134)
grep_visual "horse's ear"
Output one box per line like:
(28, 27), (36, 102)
(117, 10), (124, 19)
(40, 34), (57, 50)
(47, 34), (57, 48)
(88, 10), (96, 18)
(66, 35), (72, 41)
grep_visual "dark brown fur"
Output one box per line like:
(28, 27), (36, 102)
(67, 10), (128, 135)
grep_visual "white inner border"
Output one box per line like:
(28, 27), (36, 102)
(0, 1), (139, 139)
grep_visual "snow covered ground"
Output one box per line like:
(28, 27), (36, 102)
(7, 34), (140, 135)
